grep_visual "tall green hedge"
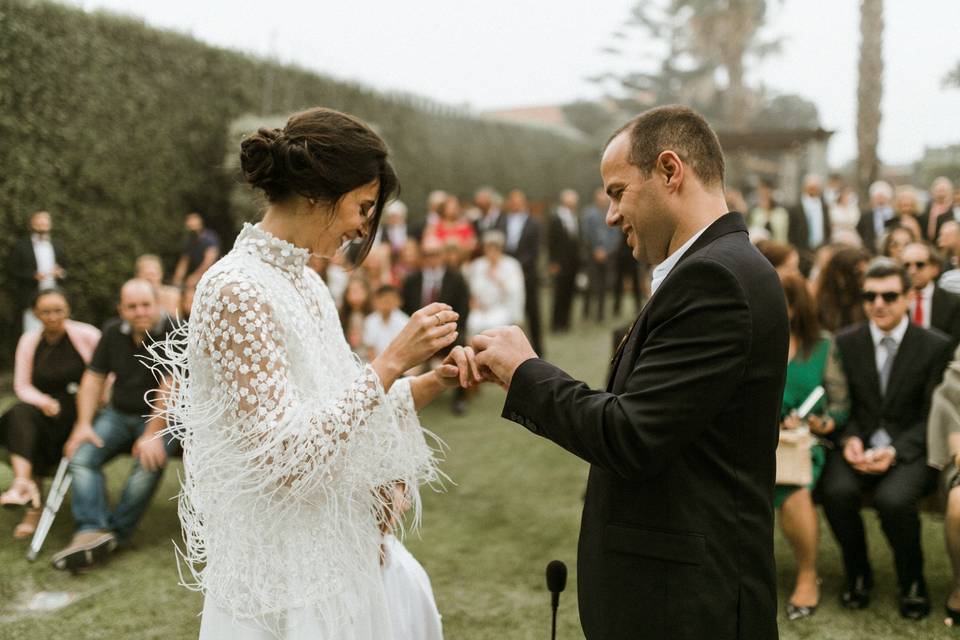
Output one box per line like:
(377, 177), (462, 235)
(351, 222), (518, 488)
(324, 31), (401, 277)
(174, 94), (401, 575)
(0, 0), (596, 357)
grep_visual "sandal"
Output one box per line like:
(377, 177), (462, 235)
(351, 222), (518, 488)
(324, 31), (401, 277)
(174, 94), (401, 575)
(0, 478), (41, 509)
(13, 506), (42, 539)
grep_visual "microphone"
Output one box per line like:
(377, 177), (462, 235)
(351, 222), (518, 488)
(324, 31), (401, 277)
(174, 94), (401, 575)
(546, 560), (567, 640)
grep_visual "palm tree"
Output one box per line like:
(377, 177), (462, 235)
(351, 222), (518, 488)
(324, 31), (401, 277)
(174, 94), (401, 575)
(856, 0), (884, 204)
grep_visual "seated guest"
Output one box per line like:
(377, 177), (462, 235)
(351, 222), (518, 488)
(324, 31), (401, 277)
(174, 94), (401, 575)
(135, 253), (181, 319)
(820, 258), (952, 619)
(363, 285), (409, 362)
(423, 195), (477, 258)
(464, 231), (525, 337)
(172, 212), (220, 290)
(814, 245), (870, 333)
(926, 343), (960, 627)
(339, 276), (372, 360)
(901, 242), (960, 348)
(52, 279), (177, 571)
(0, 290), (100, 538)
(776, 274), (850, 620)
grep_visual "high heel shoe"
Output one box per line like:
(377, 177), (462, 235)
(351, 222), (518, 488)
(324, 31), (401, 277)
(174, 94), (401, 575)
(0, 478), (41, 509)
(787, 578), (822, 621)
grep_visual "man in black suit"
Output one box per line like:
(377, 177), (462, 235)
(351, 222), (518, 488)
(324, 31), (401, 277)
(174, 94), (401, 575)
(496, 189), (544, 355)
(7, 210), (67, 334)
(401, 237), (470, 412)
(902, 242), (960, 348)
(788, 174), (832, 269)
(472, 106), (787, 639)
(819, 258), (952, 620)
(547, 189), (581, 333)
(857, 181), (895, 254)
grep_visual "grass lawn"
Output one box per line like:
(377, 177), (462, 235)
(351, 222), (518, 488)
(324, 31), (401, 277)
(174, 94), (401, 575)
(0, 312), (956, 639)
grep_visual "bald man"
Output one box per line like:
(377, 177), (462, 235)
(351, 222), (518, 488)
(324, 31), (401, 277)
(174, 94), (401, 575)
(53, 279), (176, 572)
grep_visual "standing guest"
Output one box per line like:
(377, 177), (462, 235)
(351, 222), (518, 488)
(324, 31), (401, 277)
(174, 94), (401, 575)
(830, 186), (862, 245)
(473, 105), (788, 639)
(814, 246), (870, 333)
(496, 189), (544, 355)
(748, 180), (789, 244)
(171, 212), (220, 290)
(756, 240), (801, 280)
(881, 225), (917, 262)
(580, 187), (618, 322)
(135, 254), (181, 319)
(901, 242), (960, 348)
(52, 279), (177, 571)
(891, 186), (924, 241)
(857, 181), (896, 254)
(776, 274), (850, 621)
(409, 190), (447, 240)
(340, 276), (373, 360)
(0, 290), (100, 539)
(392, 239), (421, 288)
(8, 210), (67, 335)
(939, 220), (960, 276)
(789, 174), (832, 267)
(820, 258), (952, 620)
(548, 189), (582, 333)
(401, 238), (470, 356)
(464, 231), (525, 337)
(825, 173), (846, 207)
(364, 285), (410, 362)
(919, 177), (955, 242)
(473, 186), (503, 238)
(380, 200), (409, 262)
(424, 195), (477, 257)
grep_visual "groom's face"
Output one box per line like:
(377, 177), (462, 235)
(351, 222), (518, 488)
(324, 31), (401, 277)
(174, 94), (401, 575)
(601, 132), (668, 265)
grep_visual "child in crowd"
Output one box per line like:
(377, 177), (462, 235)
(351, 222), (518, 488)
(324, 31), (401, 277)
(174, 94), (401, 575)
(364, 285), (410, 362)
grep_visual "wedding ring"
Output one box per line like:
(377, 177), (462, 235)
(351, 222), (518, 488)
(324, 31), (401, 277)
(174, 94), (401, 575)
(435, 313), (442, 326)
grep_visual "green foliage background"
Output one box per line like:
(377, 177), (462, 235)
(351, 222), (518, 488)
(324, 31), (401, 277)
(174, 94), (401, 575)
(0, 0), (595, 356)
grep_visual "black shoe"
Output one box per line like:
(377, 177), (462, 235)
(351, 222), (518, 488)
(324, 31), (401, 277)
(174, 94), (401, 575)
(785, 602), (817, 621)
(840, 574), (872, 610)
(900, 580), (930, 620)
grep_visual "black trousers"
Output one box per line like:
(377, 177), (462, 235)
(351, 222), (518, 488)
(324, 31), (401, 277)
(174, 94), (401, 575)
(582, 257), (613, 321)
(551, 259), (578, 332)
(523, 274), (544, 356)
(0, 401), (74, 475)
(820, 450), (936, 588)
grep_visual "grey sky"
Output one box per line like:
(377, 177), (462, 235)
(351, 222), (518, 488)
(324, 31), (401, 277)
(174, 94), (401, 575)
(76, 0), (960, 168)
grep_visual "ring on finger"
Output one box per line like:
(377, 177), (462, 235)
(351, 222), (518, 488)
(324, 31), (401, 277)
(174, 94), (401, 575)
(434, 313), (443, 326)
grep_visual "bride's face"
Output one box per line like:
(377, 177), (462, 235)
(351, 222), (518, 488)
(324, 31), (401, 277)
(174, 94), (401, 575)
(312, 179), (380, 257)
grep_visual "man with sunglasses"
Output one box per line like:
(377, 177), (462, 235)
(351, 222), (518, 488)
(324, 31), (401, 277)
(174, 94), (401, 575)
(820, 258), (952, 620)
(901, 242), (960, 349)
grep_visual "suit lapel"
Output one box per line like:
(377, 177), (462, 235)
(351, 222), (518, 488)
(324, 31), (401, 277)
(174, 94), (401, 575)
(856, 326), (883, 402)
(882, 324), (917, 409)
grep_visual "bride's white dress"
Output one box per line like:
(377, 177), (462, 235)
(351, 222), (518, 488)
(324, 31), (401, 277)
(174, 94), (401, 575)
(152, 224), (442, 639)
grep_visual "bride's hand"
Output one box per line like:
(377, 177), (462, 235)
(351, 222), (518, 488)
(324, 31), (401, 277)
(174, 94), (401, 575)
(374, 303), (459, 387)
(435, 346), (482, 388)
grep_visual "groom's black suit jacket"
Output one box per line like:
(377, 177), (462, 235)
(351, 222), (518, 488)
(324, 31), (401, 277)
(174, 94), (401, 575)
(503, 213), (787, 639)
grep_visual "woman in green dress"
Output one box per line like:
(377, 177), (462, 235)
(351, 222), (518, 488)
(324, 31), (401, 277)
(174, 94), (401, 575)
(777, 274), (850, 620)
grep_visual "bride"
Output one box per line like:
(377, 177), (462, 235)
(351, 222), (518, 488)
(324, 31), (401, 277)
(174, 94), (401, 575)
(152, 107), (478, 639)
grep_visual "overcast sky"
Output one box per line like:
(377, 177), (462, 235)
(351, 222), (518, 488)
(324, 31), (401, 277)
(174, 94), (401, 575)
(75, 0), (960, 168)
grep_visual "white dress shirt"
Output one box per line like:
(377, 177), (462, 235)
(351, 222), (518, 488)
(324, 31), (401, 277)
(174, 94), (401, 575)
(869, 316), (909, 374)
(649, 225), (710, 296)
(31, 234), (57, 290)
(556, 207), (578, 237)
(421, 267), (445, 307)
(801, 195), (825, 247)
(908, 283), (934, 329)
(363, 309), (410, 359)
(505, 213), (528, 252)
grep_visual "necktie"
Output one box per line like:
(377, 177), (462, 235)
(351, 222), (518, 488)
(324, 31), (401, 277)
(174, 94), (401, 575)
(878, 335), (898, 396)
(912, 291), (924, 326)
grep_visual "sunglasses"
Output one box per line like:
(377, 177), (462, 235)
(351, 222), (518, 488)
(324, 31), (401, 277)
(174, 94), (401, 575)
(861, 291), (902, 303)
(903, 261), (927, 269)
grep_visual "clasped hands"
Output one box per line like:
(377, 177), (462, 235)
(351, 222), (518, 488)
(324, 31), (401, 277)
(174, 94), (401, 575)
(434, 325), (538, 390)
(843, 436), (896, 475)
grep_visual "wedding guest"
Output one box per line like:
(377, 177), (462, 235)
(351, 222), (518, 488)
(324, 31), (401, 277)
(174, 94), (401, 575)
(410, 190), (447, 240)
(52, 279), (177, 571)
(392, 239), (421, 287)
(814, 246), (870, 332)
(776, 274), (849, 620)
(424, 196), (477, 258)
(464, 231), (525, 337)
(756, 240), (801, 280)
(473, 186), (503, 238)
(548, 189), (581, 333)
(8, 210), (67, 334)
(857, 181), (896, 254)
(380, 200), (409, 261)
(919, 177), (955, 242)
(581, 188), (618, 322)
(496, 189), (543, 355)
(0, 290), (100, 539)
(748, 180), (789, 244)
(172, 212), (220, 290)
(364, 285), (410, 362)
(362, 242), (393, 291)
(789, 174), (832, 267)
(901, 242), (960, 348)
(830, 185), (862, 245)
(881, 225), (917, 262)
(340, 276), (373, 359)
(939, 222), (960, 295)
(820, 258), (952, 619)
(892, 187), (924, 241)
(135, 254), (181, 319)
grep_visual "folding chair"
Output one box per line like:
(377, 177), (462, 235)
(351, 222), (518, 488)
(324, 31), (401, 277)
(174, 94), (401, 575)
(26, 456), (71, 561)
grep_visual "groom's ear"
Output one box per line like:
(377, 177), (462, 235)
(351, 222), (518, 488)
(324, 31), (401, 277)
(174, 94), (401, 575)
(655, 151), (684, 193)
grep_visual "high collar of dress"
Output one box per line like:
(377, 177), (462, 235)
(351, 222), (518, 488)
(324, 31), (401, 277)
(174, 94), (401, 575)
(236, 223), (310, 276)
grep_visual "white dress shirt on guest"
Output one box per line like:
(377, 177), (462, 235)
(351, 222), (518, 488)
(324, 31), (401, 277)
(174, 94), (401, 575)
(649, 225), (709, 297)
(505, 213), (528, 253)
(31, 233), (57, 290)
(464, 255), (525, 336)
(801, 195), (825, 248)
(363, 309), (410, 360)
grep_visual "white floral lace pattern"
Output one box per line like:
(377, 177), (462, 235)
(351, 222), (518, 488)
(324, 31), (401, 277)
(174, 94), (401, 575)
(148, 223), (442, 635)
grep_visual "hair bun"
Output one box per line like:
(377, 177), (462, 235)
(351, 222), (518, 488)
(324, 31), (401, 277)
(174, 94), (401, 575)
(240, 127), (285, 198)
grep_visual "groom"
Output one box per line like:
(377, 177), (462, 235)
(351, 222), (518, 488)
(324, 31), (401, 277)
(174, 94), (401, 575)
(472, 106), (788, 639)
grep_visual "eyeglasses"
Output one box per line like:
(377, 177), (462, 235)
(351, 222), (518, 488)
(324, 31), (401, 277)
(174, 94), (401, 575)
(903, 261), (927, 269)
(861, 291), (902, 303)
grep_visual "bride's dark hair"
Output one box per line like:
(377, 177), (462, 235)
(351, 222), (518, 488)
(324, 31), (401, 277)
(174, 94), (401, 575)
(239, 107), (399, 265)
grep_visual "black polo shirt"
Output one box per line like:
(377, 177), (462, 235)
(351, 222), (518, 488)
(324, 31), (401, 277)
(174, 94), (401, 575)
(89, 317), (172, 416)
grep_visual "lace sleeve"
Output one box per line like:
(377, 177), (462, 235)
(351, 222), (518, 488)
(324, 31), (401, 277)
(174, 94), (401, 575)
(180, 279), (388, 498)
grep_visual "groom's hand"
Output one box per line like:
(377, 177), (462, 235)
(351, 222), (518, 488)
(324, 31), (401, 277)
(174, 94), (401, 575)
(435, 346), (483, 388)
(471, 326), (538, 389)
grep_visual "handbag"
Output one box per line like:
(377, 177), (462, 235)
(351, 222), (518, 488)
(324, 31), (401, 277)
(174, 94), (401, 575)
(776, 427), (814, 486)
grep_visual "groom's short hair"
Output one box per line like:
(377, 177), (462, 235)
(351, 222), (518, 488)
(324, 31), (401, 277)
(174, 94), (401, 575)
(607, 105), (725, 189)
